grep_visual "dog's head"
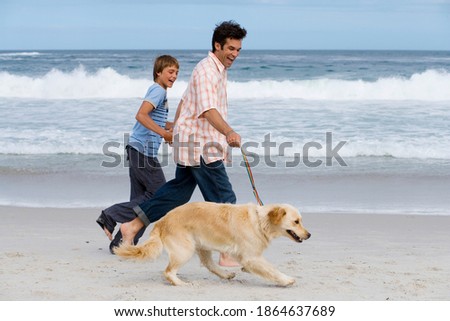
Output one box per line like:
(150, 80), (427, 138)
(267, 204), (311, 243)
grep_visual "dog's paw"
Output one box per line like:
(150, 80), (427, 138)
(168, 279), (189, 286)
(224, 272), (236, 280)
(165, 273), (189, 286)
(279, 278), (296, 287)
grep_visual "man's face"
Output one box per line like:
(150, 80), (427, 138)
(214, 38), (242, 68)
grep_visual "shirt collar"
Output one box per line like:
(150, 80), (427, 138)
(208, 51), (226, 73)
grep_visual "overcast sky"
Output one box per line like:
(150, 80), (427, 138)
(1, 0), (449, 50)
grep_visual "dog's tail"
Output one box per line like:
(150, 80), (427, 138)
(114, 226), (163, 260)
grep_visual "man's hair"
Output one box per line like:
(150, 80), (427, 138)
(211, 20), (247, 52)
(153, 55), (179, 81)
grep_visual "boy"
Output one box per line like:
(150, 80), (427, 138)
(97, 55), (179, 252)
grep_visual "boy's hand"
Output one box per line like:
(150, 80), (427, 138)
(163, 130), (173, 144)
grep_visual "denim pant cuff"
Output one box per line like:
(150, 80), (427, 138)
(133, 205), (151, 227)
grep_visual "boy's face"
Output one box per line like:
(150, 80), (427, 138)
(214, 38), (242, 68)
(156, 65), (179, 89)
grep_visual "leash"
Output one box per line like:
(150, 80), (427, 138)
(240, 146), (264, 206)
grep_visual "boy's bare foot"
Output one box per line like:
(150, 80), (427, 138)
(219, 253), (240, 267)
(120, 218), (144, 245)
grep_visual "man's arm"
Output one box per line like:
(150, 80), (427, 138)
(201, 108), (241, 147)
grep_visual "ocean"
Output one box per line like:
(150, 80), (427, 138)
(1, 50), (449, 215)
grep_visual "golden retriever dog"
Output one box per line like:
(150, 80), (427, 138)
(114, 202), (310, 286)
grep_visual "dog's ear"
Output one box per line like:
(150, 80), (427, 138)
(268, 207), (286, 225)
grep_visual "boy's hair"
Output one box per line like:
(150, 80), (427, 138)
(153, 55), (179, 81)
(211, 20), (247, 52)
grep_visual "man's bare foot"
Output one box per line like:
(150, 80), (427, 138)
(219, 253), (240, 267)
(103, 227), (113, 241)
(120, 218), (144, 245)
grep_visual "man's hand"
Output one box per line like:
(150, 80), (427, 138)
(165, 121), (174, 130)
(226, 130), (241, 148)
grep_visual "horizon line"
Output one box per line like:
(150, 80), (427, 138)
(1, 48), (450, 52)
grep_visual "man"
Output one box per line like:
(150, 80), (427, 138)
(120, 21), (247, 267)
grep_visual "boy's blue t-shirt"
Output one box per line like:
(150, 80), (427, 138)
(128, 83), (168, 157)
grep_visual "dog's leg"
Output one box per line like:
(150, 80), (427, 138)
(197, 249), (236, 280)
(163, 238), (195, 286)
(241, 257), (295, 287)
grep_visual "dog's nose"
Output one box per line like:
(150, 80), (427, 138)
(306, 232), (311, 239)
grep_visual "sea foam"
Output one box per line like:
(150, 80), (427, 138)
(228, 69), (450, 101)
(1, 67), (449, 101)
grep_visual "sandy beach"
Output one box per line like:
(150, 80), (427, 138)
(1, 205), (449, 301)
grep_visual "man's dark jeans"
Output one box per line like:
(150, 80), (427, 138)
(134, 158), (236, 226)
